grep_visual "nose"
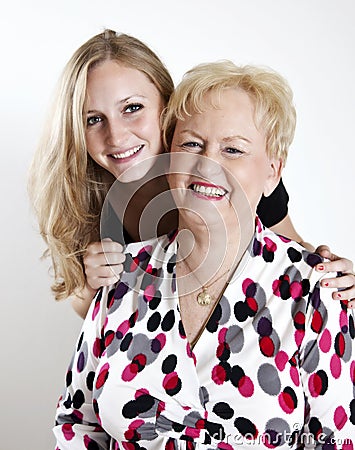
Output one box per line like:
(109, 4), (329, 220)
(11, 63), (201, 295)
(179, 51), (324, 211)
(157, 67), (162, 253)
(105, 118), (129, 148)
(196, 148), (223, 179)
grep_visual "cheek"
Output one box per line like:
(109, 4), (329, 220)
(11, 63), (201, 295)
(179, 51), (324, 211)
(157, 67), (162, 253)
(85, 130), (101, 157)
(135, 113), (161, 140)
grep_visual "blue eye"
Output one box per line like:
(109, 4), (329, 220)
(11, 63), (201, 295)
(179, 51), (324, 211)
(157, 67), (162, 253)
(225, 147), (243, 155)
(181, 141), (202, 150)
(87, 116), (102, 126)
(124, 103), (143, 113)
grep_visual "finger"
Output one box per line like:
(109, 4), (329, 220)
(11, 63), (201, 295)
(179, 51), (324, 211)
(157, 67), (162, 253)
(348, 299), (355, 309)
(331, 284), (355, 301)
(315, 245), (331, 259)
(320, 273), (355, 290)
(315, 258), (353, 274)
(103, 252), (126, 266)
(84, 252), (112, 268)
(86, 240), (123, 256)
(88, 275), (121, 290)
(86, 241), (106, 255)
(100, 240), (124, 253)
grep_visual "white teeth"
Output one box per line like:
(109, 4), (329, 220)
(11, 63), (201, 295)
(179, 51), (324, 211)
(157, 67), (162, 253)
(110, 145), (143, 159)
(191, 184), (226, 197)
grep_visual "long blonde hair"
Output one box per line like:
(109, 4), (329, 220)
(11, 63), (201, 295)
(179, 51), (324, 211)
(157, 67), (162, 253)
(28, 29), (174, 300)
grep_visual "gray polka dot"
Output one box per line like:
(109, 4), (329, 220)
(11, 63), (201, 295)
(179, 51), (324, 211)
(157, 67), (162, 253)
(257, 363), (281, 395)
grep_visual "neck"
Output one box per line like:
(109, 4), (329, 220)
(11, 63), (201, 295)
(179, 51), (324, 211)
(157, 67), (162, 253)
(177, 214), (255, 287)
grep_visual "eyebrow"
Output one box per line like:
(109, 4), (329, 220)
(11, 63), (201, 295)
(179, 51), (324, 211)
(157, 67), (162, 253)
(222, 135), (252, 144)
(86, 95), (148, 114)
(178, 129), (252, 144)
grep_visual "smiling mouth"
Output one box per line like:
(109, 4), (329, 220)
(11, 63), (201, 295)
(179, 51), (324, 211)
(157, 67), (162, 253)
(189, 182), (227, 199)
(109, 145), (144, 160)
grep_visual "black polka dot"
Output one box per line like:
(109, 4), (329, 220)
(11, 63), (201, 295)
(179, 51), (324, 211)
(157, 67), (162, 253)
(161, 310), (175, 332)
(287, 247), (302, 262)
(147, 311), (161, 332)
(213, 402), (234, 419)
(162, 354), (177, 374)
(72, 389), (85, 409)
(86, 371), (95, 391)
(120, 333), (133, 352)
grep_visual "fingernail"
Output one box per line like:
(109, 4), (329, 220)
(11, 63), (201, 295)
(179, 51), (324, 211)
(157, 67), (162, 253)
(323, 282), (329, 287)
(317, 265), (324, 271)
(337, 293), (342, 299)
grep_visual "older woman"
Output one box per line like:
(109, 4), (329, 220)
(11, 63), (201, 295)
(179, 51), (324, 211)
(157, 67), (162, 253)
(54, 61), (354, 448)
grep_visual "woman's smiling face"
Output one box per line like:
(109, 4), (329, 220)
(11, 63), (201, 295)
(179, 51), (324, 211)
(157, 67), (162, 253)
(168, 88), (281, 229)
(85, 60), (164, 182)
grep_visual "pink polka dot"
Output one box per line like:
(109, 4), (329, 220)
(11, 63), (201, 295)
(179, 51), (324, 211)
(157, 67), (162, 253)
(319, 329), (331, 353)
(92, 300), (101, 320)
(242, 278), (253, 295)
(289, 281), (302, 299)
(212, 365), (227, 385)
(350, 361), (355, 383)
(62, 423), (74, 441)
(278, 391), (296, 414)
(135, 388), (150, 398)
(144, 284), (156, 301)
(330, 354), (342, 379)
(117, 320), (130, 337)
(238, 375), (254, 397)
(93, 338), (102, 358)
(275, 351), (288, 371)
(272, 279), (281, 297)
(218, 327), (228, 344)
(340, 310), (348, 330)
(128, 419), (145, 429)
(308, 373), (321, 397)
(264, 237), (277, 252)
(334, 405), (348, 430)
(122, 363), (138, 381)
(218, 443), (234, 450)
(185, 427), (201, 438)
(294, 329), (305, 347)
(290, 366), (300, 386)
(343, 442), (354, 450)
(154, 333), (166, 350)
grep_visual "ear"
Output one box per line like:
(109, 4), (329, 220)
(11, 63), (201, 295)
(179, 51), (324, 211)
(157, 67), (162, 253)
(263, 158), (283, 197)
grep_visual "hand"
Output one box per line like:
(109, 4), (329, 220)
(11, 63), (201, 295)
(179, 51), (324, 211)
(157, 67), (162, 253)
(315, 245), (355, 307)
(83, 239), (125, 290)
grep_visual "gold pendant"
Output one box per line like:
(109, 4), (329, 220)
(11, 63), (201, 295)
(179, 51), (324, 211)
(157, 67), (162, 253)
(197, 289), (212, 306)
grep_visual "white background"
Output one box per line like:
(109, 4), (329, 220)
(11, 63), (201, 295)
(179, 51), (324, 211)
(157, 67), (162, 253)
(0, 0), (354, 448)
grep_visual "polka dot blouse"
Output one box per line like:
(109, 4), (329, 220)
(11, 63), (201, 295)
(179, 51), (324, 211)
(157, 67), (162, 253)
(54, 219), (355, 449)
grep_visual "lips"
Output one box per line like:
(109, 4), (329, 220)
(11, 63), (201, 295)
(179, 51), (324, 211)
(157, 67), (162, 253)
(189, 182), (227, 199)
(109, 144), (144, 160)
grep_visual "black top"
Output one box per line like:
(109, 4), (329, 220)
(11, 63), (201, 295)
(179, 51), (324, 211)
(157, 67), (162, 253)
(101, 179), (289, 245)
(256, 178), (289, 228)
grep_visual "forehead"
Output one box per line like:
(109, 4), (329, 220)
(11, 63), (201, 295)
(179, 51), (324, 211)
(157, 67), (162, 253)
(86, 60), (160, 98)
(176, 88), (258, 131)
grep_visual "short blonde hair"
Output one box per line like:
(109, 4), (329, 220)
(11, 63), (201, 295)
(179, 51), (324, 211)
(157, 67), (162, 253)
(163, 60), (296, 163)
(28, 29), (174, 300)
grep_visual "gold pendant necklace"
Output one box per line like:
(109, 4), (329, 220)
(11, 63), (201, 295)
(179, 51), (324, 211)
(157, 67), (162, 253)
(195, 268), (230, 306)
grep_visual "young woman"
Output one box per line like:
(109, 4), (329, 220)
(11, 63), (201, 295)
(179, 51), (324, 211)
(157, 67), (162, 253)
(53, 60), (354, 448)
(28, 29), (355, 319)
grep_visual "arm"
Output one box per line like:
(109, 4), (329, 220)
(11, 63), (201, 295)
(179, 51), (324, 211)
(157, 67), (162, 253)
(271, 214), (355, 305)
(54, 289), (111, 448)
(71, 240), (125, 319)
(299, 277), (355, 444)
(270, 214), (314, 251)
